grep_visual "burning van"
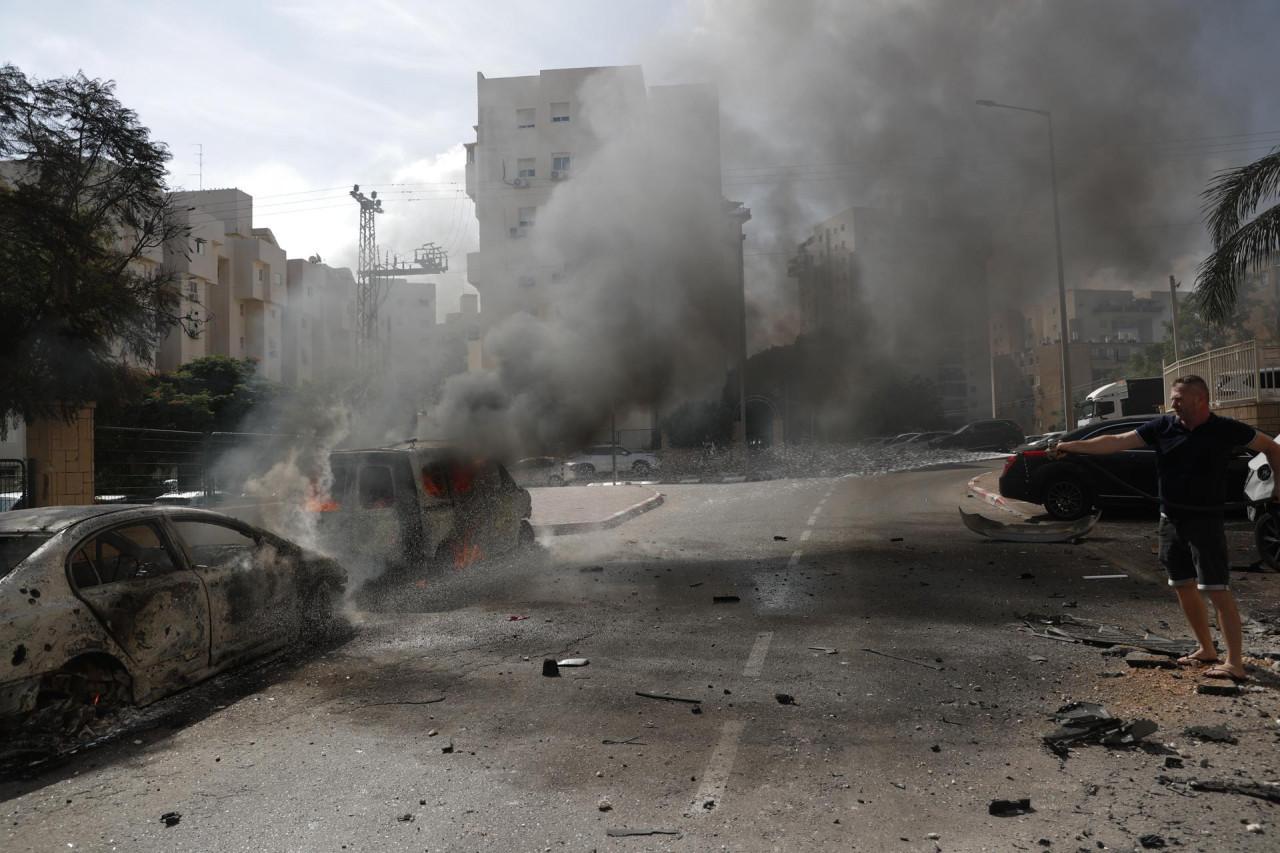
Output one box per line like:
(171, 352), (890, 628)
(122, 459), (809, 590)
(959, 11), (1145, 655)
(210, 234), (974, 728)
(308, 442), (534, 574)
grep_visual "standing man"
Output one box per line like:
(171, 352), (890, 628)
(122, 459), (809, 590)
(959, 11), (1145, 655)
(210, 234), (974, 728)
(1053, 375), (1280, 683)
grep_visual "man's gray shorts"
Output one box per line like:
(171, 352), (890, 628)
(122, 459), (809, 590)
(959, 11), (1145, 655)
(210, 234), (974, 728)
(1157, 515), (1230, 590)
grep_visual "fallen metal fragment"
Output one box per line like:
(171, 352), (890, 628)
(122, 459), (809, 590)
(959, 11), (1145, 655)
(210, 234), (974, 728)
(960, 508), (1099, 543)
(861, 648), (945, 671)
(1042, 701), (1157, 756)
(1125, 653), (1177, 669)
(161, 812), (181, 828)
(397, 813), (415, 823)
(580, 565), (604, 573)
(988, 798), (1033, 817)
(809, 646), (838, 654)
(712, 595), (741, 603)
(557, 658), (589, 667)
(635, 691), (701, 704)
(1196, 683), (1240, 697)
(775, 693), (796, 705)
(773, 535), (787, 541)
(607, 828), (683, 838)
(1138, 834), (1166, 849)
(1183, 724), (1237, 744)
(1157, 776), (1280, 804)
(1021, 613), (1185, 657)
(601, 736), (645, 745)
(542, 660), (560, 678)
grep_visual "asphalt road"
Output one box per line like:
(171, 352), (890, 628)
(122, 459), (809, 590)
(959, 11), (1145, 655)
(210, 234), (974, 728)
(4, 461), (1280, 852)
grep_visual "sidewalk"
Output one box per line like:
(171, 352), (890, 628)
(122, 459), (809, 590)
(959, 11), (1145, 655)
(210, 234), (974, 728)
(528, 484), (663, 536)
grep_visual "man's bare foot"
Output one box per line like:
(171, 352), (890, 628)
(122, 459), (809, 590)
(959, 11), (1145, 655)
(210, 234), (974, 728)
(1203, 664), (1248, 683)
(1176, 650), (1219, 666)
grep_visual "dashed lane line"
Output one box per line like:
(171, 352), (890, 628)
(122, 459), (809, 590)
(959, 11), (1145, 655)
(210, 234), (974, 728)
(691, 720), (748, 814)
(799, 529), (812, 542)
(742, 631), (773, 677)
(788, 549), (803, 568)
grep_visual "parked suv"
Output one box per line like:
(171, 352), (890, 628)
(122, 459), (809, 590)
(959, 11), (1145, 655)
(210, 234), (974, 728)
(568, 445), (661, 477)
(929, 420), (1025, 452)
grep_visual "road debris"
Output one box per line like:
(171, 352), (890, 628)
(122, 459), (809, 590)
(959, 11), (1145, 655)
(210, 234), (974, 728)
(775, 693), (796, 705)
(712, 595), (741, 603)
(635, 691), (701, 705)
(1020, 613), (1184, 656)
(606, 828), (683, 838)
(808, 646), (838, 654)
(1195, 682), (1240, 697)
(861, 648), (945, 670)
(557, 658), (589, 667)
(580, 565), (604, 572)
(773, 535), (788, 541)
(1158, 776), (1280, 804)
(1042, 701), (1157, 756)
(161, 812), (181, 828)
(960, 508), (1098, 542)
(602, 736), (646, 745)
(1183, 724), (1237, 744)
(1138, 834), (1166, 849)
(542, 660), (560, 677)
(988, 798), (1033, 817)
(508, 615), (530, 621)
(1125, 653), (1177, 669)
(397, 813), (415, 823)
(1082, 574), (1128, 580)
(598, 798), (613, 811)
(890, 536), (904, 542)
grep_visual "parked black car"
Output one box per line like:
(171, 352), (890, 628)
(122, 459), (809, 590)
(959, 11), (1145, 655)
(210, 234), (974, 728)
(997, 416), (1253, 519)
(930, 419), (1026, 452)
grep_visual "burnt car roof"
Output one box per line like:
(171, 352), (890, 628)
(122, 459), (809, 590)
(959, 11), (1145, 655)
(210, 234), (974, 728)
(0, 504), (147, 534)
(0, 504), (270, 535)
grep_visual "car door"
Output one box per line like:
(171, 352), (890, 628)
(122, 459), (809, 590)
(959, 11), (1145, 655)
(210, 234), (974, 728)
(71, 520), (211, 683)
(168, 517), (295, 666)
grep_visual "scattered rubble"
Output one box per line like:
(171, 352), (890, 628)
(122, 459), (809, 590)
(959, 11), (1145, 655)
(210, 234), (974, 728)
(712, 595), (741, 603)
(1125, 653), (1177, 669)
(1042, 701), (1157, 756)
(542, 660), (560, 677)
(1158, 776), (1280, 804)
(161, 812), (181, 828)
(775, 693), (796, 705)
(1020, 613), (1185, 656)
(1183, 724), (1237, 744)
(606, 828), (683, 838)
(861, 648), (945, 670)
(556, 658), (589, 667)
(1195, 682), (1240, 697)
(988, 798), (1033, 817)
(635, 691), (701, 705)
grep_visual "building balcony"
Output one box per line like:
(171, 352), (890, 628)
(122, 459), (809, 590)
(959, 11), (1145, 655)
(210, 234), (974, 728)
(465, 161), (475, 201)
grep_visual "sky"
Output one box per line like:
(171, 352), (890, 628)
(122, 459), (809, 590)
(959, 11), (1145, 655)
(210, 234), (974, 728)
(3, 0), (1278, 345)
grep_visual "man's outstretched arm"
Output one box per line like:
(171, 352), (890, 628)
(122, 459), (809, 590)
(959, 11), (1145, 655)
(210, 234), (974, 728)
(1055, 430), (1145, 457)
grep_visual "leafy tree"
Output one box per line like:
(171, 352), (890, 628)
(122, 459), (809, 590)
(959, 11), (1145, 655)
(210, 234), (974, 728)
(0, 64), (196, 435)
(1112, 295), (1259, 381)
(104, 356), (279, 433)
(1195, 148), (1280, 325)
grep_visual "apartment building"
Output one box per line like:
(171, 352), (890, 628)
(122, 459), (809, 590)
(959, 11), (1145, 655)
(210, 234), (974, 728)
(788, 199), (992, 425)
(462, 66), (750, 448)
(992, 288), (1179, 432)
(168, 190), (288, 382)
(283, 258), (357, 385)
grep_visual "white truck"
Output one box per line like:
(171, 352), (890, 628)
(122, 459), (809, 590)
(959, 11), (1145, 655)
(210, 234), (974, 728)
(1076, 377), (1164, 427)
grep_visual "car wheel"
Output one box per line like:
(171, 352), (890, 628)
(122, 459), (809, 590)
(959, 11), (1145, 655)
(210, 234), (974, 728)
(28, 658), (130, 735)
(577, 463), (596, 477)
(1043, 477), (1091, 520)
(631, 460), (651, 475)
(519, 519), (537, 547)
(548, 474), (563, 486)
(1255, 512), (1280, 571)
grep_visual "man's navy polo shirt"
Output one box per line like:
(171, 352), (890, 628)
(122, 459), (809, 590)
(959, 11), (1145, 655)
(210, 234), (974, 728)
(1135, 413), (1256, 518)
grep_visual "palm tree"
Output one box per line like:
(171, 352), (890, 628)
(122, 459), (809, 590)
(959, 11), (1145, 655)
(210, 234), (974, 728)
(1195, 149), (1280, 326)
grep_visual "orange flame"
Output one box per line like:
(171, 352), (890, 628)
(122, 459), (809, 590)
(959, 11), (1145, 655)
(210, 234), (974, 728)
(453, 531), (483, 569)
(305, 499), (341, 512)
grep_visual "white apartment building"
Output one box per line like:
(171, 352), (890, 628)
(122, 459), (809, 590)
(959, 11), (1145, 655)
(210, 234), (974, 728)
(463, 66), (751, 448)
(168, 190), (288, 382)
(283, 258), (358, 385)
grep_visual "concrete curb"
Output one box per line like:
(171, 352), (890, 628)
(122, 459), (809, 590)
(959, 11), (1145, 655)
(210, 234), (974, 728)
(533, 488), (665, 536)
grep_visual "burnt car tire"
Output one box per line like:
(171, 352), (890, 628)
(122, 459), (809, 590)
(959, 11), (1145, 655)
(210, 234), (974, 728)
(576, 463), (596, 477)
(29, 658), (131, 735)
(519, 519), (537, 546)
(1042, 477), (1092, 520)
(1254, 513), (1280, 572)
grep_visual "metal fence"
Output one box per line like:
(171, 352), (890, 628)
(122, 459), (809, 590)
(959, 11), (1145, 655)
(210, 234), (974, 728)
(94, 427), (312, 503)
(0, 459), (27, 510)
(1164, 339), (1280, 406)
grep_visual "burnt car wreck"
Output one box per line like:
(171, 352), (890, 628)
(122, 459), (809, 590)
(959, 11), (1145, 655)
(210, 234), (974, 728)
(1, 505), (345, 738)
(307, 442), (535, 575)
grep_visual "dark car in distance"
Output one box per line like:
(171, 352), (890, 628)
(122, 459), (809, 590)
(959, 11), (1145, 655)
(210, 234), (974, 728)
(997, 416), (1253, 519)
(930, 419), (1026, 453)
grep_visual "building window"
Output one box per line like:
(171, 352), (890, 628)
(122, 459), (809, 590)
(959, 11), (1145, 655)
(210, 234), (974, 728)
(552, 154), (571, 173)
(187, 278), (198, 300)
(193, 238), (207, 255)
(518, 158), (536, 178)
(257, 267), (264, 282)
(465, 145), (475, 164)
(516, 108), (535, 129)
(268, 338), (278, 358)
(270, 308), (277, 319)
(518, 206), (536, 227)
(238, 303), (244, 316)
(551, 102), (570, 123)
(301, 349), (309, 365)
(239, 336), (245, 350)
(273, 272), (282, 286)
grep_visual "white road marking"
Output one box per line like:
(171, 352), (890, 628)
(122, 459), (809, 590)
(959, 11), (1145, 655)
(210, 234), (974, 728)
(818, 497), (827, 506)
(812, 504), (824, 516)
(806, 516), (817, 526)
(692, 720), (748, 813)
(788, 549), (803, 567)
(743, 631), (773, 677)
(800, 529), (812, 542)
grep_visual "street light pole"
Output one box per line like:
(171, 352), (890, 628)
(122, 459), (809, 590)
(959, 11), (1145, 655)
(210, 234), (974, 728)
(977, 99), (1074, 430)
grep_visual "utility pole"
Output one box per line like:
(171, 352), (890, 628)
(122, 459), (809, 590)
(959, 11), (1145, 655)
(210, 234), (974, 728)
(1168, 275), (1181, 362)
(191, 143), (203, 190)
(350, 185), (383, 367)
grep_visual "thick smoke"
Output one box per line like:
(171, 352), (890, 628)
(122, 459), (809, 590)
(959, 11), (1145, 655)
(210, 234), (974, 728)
(653, 0), (1263, 340)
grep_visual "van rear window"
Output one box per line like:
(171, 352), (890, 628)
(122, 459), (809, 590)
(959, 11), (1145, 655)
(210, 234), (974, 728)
(422, 465), (448, 497)
(359, 466), (395, 509)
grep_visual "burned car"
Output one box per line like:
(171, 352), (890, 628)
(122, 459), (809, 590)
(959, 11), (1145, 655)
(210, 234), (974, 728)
(309, 442), (534, 574)
(1, 505), (345, 735)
